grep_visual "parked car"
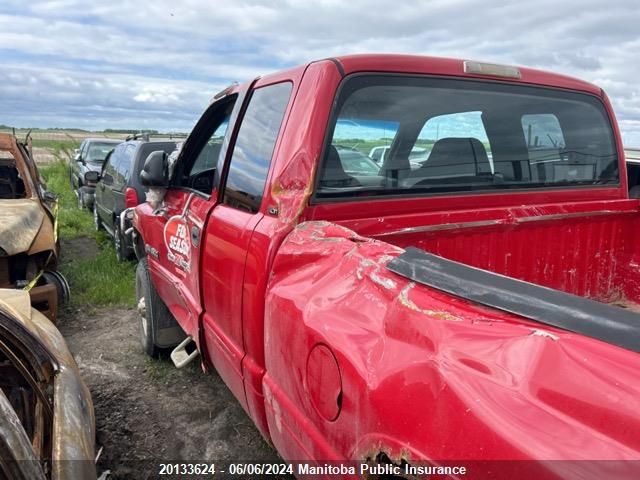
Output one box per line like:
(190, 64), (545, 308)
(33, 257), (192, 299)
(334, 145), (380, 176)
(0, 289), (96, 479)
(69, 138), (122, 209)
(132, 55), (640, 478)
(90, 136), (179, 261)
(0, 132), (69, 322)
(369, 144), (430, 167)
(626, 148), (640, 196)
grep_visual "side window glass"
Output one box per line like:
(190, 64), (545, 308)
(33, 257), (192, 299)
(191, 118), (229, 176)
(224, 82), (292, 213)
(521, 114), (581, 182)
(116, 145), (135, 183)
(104, 147), (120, 182)
(176, 97), (236, 194)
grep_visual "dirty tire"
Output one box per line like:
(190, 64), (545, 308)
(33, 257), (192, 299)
(42, 270), (70, 307)
(136, 257), (170, 357)
(93, 204), (102, 231)
(114, 220), (127, 262)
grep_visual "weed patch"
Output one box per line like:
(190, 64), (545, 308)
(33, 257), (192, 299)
(40, 159), (136, 308)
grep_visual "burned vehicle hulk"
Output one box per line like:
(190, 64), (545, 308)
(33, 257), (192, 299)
(0, 289), (96, 479)
(0, 133), (69, 322)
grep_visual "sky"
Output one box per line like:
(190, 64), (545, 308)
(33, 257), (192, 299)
(1, 0), (640, 145)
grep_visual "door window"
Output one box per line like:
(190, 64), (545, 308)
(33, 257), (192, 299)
(223, 82), (292, 213)
(115, 144), (135, 185)
(174, 96), (237, 194)
(103, 145), (121, 184)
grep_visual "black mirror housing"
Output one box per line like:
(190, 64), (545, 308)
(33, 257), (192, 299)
(84, 171), (100, 183)
(140, 151), (169, 187)
(43, 191), (58, 202)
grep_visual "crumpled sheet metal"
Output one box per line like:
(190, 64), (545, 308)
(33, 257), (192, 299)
(264, 221), (640, 472)
(0, 199), (45, 255)
(0, 290), (96, 479)
(267, 61), (342, 228)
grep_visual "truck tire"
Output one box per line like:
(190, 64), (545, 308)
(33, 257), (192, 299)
(135, 257), (184, 357)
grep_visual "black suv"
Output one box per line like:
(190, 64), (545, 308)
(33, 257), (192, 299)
(90, 136), (179, 261)
(69, 138), (122, 209)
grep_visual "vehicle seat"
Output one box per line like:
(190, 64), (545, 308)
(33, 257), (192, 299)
(319, 145), (361, 188)
(413, 137), (491, 178)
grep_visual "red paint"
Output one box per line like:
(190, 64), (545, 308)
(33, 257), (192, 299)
(306, 344), (342, 421)
(133, 55), (640, 477)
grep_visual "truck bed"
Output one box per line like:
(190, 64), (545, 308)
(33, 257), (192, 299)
(339, 198), (640, 307)
(387, 246), (640, 353)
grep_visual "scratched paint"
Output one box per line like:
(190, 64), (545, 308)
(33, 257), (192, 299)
(264, 220), (640, 474)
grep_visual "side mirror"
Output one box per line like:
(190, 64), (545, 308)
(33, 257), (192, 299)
(84, 171), (100, 183)
(140, 151), (169, 187)
(74, 153), (82, 162)
(43, 191), (58, 202)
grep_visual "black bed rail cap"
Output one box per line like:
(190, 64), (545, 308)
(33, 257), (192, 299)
(387, 247), (640, 354)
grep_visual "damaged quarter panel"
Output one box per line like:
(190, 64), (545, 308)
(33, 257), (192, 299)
(264, 221), (640, 474)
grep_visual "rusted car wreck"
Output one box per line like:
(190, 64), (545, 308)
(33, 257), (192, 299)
(0, 133), (69, 322)
(0, 289), (96, 479)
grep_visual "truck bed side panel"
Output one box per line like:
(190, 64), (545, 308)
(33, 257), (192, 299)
(263, 221), (640, 468)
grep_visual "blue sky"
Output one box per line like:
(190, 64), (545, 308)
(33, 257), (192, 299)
(1, 1), (640, 144)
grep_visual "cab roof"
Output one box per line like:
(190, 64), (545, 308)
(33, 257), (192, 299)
(329, 54), (603, 96)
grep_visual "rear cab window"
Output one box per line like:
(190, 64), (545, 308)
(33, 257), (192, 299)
(315, 75), (618, 200)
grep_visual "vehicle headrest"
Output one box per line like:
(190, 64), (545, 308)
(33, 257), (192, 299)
(419, 137), (491, 176)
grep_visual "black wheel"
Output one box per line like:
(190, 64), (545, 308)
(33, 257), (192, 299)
(93, 204), (102, 231)
(114, 219), (128, 262)
(135, 257), (181, 357)
(42, 270), (70, 307)
(77, 190), (85, 210)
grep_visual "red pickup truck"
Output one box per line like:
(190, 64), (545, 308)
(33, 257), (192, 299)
(131, 55), (640, 478)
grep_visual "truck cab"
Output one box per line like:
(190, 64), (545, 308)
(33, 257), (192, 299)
(132, 55), (640, 478)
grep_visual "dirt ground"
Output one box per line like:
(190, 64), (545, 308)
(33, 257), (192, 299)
(58, 238), (285, 479)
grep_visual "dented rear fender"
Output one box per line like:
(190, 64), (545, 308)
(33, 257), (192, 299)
(264, 221), (640, 466)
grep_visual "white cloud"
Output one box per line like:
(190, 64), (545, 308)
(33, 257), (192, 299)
(0, 0), (638, 143)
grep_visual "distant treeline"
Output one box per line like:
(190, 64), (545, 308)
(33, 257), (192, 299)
(0, 125), (186, 135)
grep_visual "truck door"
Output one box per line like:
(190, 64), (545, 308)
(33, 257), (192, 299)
(199, 81), (293, 408)
(96, 146), (120, 229)
(112, 144), (136, 220)
(142, 93), (240, 345)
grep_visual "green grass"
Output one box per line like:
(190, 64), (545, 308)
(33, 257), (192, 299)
(40, 159), (137, 308)
(31, 138), (78, 153)
(144, 356), (200, 383)
(61, 246), (137, 307)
